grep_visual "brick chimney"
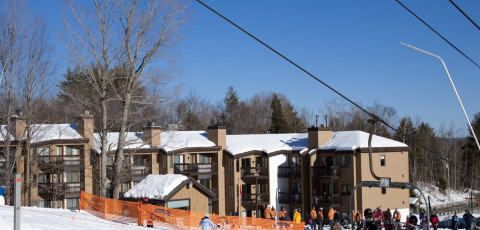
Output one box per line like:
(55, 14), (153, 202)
(143, 122), (161, 147)
(207, 125), (226, 149)
(10, 113), (26, 140)
(77, 110), (94, 147)
(308, 126), (333, 149)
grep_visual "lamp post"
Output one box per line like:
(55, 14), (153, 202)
(401, 42), (480, 152)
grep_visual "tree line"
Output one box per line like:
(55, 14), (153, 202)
(1, 0), (479, 203)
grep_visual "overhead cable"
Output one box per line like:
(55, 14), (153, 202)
(448, 0), (480, 31)
(394, 0), (480, 70)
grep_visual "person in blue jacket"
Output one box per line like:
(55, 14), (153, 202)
(464, 210), (475, 230)
(199, 213), (217, 230)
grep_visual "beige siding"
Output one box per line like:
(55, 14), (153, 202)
(170, 184), (210, 213)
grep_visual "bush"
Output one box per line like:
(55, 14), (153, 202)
(438, 178), (447, 193)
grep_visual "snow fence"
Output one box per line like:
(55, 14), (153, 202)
(80, 191), (305, 229)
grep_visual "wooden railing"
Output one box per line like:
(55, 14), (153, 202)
(312, 166), (340, 178)
(173, 163), (218, 175)
(38, 182), (83, 194)
(278, 192), (302, 203)
(241, 167), (269, 178)
(38, 156), (81, 166)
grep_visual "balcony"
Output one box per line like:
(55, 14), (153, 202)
(278, 192), (302, 204)
(107, 165), (152, 181)
(312, 166), (340, 178)
(38, 182), (83, 195)
(241, 192), (270, 209)
(312, 193), (341, 207)
(278, 166), (301, 178)
(38, 156), (81, 169)
(174, 163), (218, 176)
(241, 167), (269, 183)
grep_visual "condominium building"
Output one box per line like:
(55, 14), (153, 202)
(0, 112), (409, 220)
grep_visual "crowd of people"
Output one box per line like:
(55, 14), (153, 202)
(199, 204), (480, 230)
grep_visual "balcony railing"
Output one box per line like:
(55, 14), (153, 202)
(278, 192), (302, 203)
(312, 193), (341, 206)
(38, 182), (82, 194)
(38, 156), (81, 167)
(174, 163), (218, 175)
(107, 165), (152, 178)
(241, 167), (269, 178)
(241, 192), (270, 205)
(312, 166), (340, 178)
(278, 166), (301, 178)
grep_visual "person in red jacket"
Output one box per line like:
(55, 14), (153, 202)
(430, 213), (439, 230)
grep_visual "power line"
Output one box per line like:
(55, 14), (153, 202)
(448, 0), (480, 31)
(394, 0), (480, 70)
(194, 0), (480, 183)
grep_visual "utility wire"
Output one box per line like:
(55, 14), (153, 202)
(394, 0), (480, 70)
(448, 0), (480, 31)
(194, 0), (480, 183)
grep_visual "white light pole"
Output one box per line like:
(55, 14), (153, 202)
(401, 42), (480, 152)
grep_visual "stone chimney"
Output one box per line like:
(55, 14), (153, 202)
(308, 126), (333, 149)
(207, 125), (226, 149)
(10, 113), (26, 140)
(77, 110), (94, 147)
(143, 122), (161, 147)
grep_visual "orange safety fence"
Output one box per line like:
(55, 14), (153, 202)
(80, 191), (305, 230)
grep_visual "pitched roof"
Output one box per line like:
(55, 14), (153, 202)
(225, 133), (308, 155)
(123, 174), (188, 200)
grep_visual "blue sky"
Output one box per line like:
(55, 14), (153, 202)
(29, 0), (480, 136)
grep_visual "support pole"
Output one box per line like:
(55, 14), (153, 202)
(14, 174), (21, 230)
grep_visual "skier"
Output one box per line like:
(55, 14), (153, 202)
(393, 208), (402, 230)
(199, 214), (218, 230)
(363, 208), (379, 230)
(293, 208), (301, 223)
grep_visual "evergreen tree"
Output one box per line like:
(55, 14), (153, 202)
(220, 86), (239, 133)
(269, 94), (288, 133)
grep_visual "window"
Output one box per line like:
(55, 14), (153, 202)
(380, 155), (386, 166)
(107, 156), (115, 166)
(382, 187), (387, 194)
(133, 156), (145, 165)
(56, 146), (61, 155)
(38, 200), (51, 208)
(236, 159), (239, 172)
(341, 156), (351, 168)
(169, 156), (173, 168)
(292, 157), (300, 167)
(66, 198), (79, 209)
(256, 157), (267, 167)
(241, 158), (251, 169)
(174, 155), (184, 164)
(121, 183), (129, 192)
(65, 172), (80, 183)
(199, 154), (211, 164)
(65, 146), (79, 155)
(228, 184), (234, 199)
(37, 147), (50, 163)
(341, 184), (351, 195)
(199, 179), (211, 189)
(38, 174), (49, 183)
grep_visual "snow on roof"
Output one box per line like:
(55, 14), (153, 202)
(225, 133), (308, 155)
(94, 132), (147, 152)
(160, 131), (215, 152)
(30, 124), (83, 144)
(93, 130), (215, 152)
(318, 131), (407, 151)
(0, 125), (13, 141)
(410, 197), (419, 205)
(123, 174), (188, 200)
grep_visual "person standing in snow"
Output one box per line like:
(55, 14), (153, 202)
(264, 205), (272, 219)
(293, 208), (301, 223)
(464, 210), (475, 230)
(452, 212), (459, 230)
(393, 208), (401, 230)
(328, 206), (335, 229)
(430, 212), (439, 230)
(271, 206), (277, 220)
(199, 214), (217, 230)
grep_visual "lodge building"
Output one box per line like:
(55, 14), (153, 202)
(0, 111), (410, 220)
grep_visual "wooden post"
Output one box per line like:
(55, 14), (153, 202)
(103, 197), (107, 220)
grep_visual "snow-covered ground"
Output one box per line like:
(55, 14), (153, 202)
(416, 182), (478, 207)
(0, 205), (172, 230)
